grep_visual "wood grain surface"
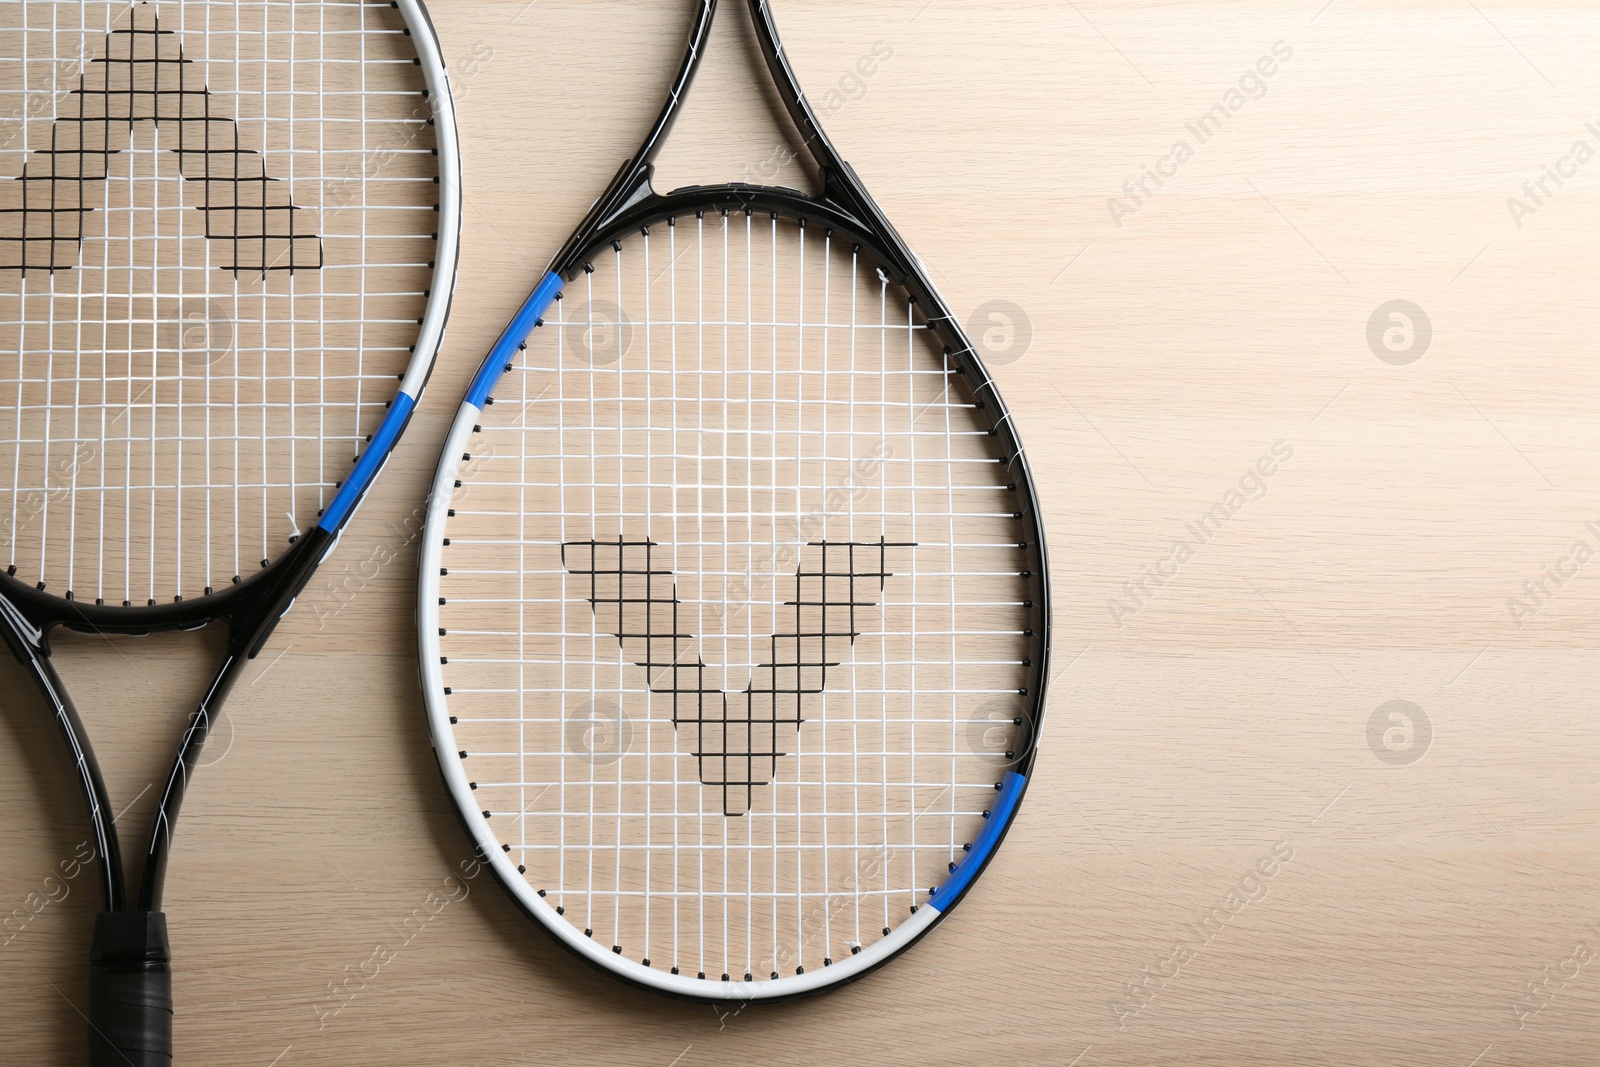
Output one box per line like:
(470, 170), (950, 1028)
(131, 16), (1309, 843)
(5, 1), (1600, 1064)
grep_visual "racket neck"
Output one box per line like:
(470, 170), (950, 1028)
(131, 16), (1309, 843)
(136, 647), (254, 911)
(744, 0), (845, 176)
(551, 0), (917, 288)
(738, 0), (927, 284)
(634, 0), (719, 171)
(0, 524), (333, 913)
(546, 0), (717, 275)
(134, 524), (333, 908)
(0, 615), (127, 911)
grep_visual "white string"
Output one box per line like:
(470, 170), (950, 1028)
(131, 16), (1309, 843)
(613, 237), (625, 950)
(905, 288), (918, 905)
(667, 215), (681, 974)
(791, 218), (804, 971)
(540, 271), (554, 921)
(743, 208), (753, 980)
(254, 0), (269, 569)
(199, 0), (213, 594)
(767, 211), (779, 974)
(720, 209), (729, 980)
(876, 267), (890, 935)
(848, 243), (860, 955)
(694, 214), (705, 979)
(816, 226), (831, 972)
(230, 0), (241, 581)
(641, 223), (652, 963)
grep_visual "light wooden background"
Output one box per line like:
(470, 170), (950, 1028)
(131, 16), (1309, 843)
(6, 1), (1600, 1063)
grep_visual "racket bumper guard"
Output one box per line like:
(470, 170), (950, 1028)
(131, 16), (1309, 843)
(466, 272), (564, 407)
(926, 772), (1027, 913)
(88, 910), (172, 1066)
(318, 392), (420, 533)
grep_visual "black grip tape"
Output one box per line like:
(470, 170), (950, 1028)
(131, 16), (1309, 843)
(88, 911), (172, 1066)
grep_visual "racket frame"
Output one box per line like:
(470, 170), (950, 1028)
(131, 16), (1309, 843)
(420, 0), (1049, 1001)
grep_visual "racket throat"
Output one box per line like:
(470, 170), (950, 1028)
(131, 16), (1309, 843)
(134, 646), (253, 911)
(0, 607), (128, 911)
(137, 523), (331, 907)
(546, 0), (891, 282)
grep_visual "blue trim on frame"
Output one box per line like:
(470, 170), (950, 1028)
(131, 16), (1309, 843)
(927, 771), (1026, 913)
(465, 271), (564, 408)
(318, 391), (418, 532)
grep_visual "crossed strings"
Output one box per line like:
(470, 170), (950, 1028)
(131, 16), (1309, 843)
(563, 536), (913, 816)
(0, 4), (321, 275)
(0, 0), (435, 607)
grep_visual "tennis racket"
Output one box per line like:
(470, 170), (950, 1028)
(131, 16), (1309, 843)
(0, 1), (459, 1060)
(421, 0), (1047, 999)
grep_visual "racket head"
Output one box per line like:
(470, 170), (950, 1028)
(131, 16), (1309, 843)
(421, 189), (1048, 1000)
(0, 0), (460, 622)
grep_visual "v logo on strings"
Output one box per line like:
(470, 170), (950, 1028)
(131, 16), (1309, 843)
(563, 536), (914, 816)
(0, 4), (323, 275)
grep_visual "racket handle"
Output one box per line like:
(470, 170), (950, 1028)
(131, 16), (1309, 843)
(88, 911), (173, 1066)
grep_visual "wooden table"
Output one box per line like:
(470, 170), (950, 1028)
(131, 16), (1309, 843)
(5, 1), (1600, 1063)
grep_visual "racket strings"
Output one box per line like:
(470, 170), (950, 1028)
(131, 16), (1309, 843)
(0, 0), (440, 604)
(1, 7), (322, 275)
(560, 535), (914, 817)
(441, 212), (1034, 980)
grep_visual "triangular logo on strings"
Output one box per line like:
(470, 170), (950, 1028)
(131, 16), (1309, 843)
(563, 537), (914, 817)
(0, 3), (322, 275)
